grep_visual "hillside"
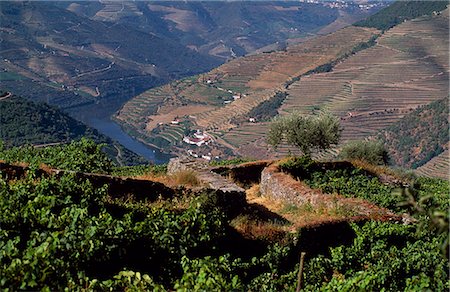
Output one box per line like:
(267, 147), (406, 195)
(378, 98), (449, 169)
(0, 1), (221, 110)
(116, 3), (449, 161)
(0, 142), (448, 290)
(354, 0), (448, 31)
(115, 25), (378, 158)
(59, 1), (384, 61)
(272, 8), (449, 158)
(415, 147), (449, 180)
(0, 92), (145, 166)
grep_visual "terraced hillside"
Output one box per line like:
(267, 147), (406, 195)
(116, 26), (378, 154)
(415, 147), (449, 180)
(278, 10), (449, 146)
(221, 9), (449, 159)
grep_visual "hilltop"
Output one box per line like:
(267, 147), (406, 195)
(0, 92), (145, 166)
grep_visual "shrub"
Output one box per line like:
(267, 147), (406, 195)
(339, 140), (389, 165)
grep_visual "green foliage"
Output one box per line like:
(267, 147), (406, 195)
(268, 112), (341, 155)
(174, 255), (243, 291)
(304, 222), (449, 291)
(339, 140), (389, 165)
(210, 157), (254, 166)
(111, 164), (167, 177)
(0, 95), (147, 165)
(247, 91), (287, 122)
(378, 98), (449, 168)
(0, 138), (113, 173)
(0, 173), (227, 290)
(1, 141), (448, 290)
(354, 0), (448, 31)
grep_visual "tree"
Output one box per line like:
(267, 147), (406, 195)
(267, 112), (341, 155)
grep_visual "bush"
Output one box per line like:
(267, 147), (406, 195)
(339, 140), (389, 165)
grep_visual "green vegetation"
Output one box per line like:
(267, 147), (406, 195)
(0, 95), (98, 147)
(0, 71), (25, 81)
(0, 138), (113, 174)
(268, 112), (341, 155)
(247, 91), (287, 122)
(0, 142), (448, 290)
(279, 156), (399, 209)
(0, 173), (227, 290)
(339, 140), (389, 165)
(0, 95), (146, 165)
(378, 98), (449, 168)
(354, 1), (448, 31)
(210, 157), (255, 167)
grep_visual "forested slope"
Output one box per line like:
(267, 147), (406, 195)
(355, 0), (448, 30)
(0, 93), (145, 165)
(378, 98), (449, 169)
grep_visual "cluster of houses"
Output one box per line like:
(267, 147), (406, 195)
(187, 150), (219, 161)
(183, 130), (213, 147)
(298, 0), (384, 10)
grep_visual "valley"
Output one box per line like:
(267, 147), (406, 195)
(117, 7), (449, 176)
(0, 2), (449, 290)
(116, 25), (378, 158)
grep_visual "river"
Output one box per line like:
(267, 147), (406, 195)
(87, 117), (172, 164)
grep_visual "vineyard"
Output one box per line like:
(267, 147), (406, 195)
(415, 148), (450, 180)
(0, 140), (448, 290)
(116, 26), (377, 151)
(281, 10), (449, 143)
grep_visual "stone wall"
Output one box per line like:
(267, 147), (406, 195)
(259, 163), (403, 222)
(212, 160), (274, 188)
(260, 164), (332, 208)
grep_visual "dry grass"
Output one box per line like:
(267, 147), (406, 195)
(230, 214), (288, 241)
(170, 170), (201, 187)
(245, 184), (261, 199)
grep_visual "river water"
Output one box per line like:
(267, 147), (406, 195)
(87, 117), (172, 164)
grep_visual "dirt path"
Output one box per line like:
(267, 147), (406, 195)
(113, 144), (124, 167)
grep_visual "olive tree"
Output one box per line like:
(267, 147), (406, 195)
(267, 112), (341, 155)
